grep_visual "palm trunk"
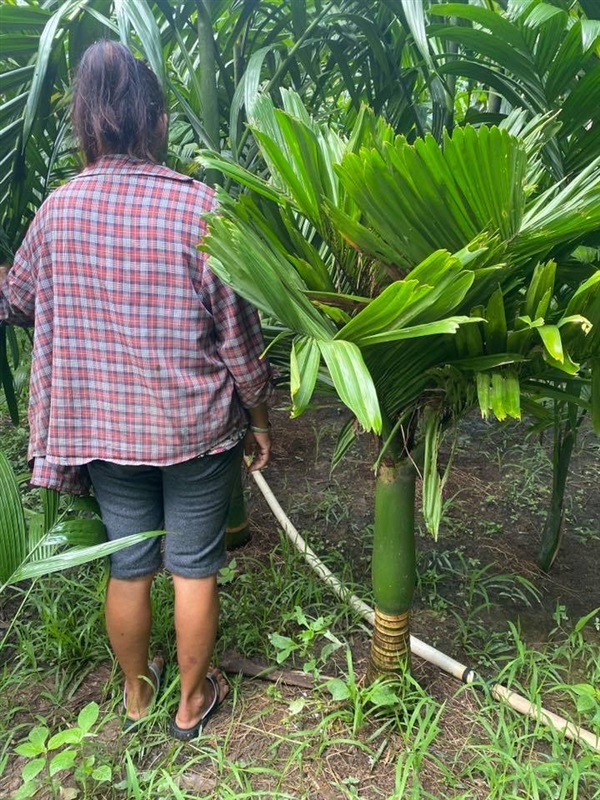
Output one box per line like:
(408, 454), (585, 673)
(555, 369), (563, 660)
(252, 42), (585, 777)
(537, 402), (578, 572)
(487, 92), (502, 114)
(225, 466), (251, 550)
(196, 0), (221, 184)
(367, 456), (416, 681)
(0, 327), (19, 425)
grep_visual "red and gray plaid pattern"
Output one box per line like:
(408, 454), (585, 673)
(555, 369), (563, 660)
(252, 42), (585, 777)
(1, 156), (271, 493)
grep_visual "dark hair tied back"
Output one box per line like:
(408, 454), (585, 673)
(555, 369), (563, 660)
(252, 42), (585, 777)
(72, 40), (166, 164)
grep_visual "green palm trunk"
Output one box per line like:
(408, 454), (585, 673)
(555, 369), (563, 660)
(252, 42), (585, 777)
(368, 456), (416, 680)
(537, 401), (579, 572)
(196, 0), (221, 186)
(225, 467), (251, 550)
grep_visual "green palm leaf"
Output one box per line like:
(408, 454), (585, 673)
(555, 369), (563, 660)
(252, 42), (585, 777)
(318, 339), (381, 433)
(203, 213), (333, 339)
(358, 317), (481, 347)
(516, 158), (600, 257)
(0, 452), (164, 590)
(116, 0), (165, 85)
(42, 518), (107, 548)
(335, 126), (527, 267)
(0, 449), (27, 584)
(21, 0), (89, 149)
(10, 532), (164, 583)
(290, 336), (321, 417)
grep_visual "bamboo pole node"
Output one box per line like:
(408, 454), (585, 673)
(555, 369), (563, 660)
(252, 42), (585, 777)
(368, 608), (411, 681)
(226, 521), (249, 534)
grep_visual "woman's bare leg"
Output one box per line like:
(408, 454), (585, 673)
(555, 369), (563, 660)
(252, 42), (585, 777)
(172, 574), (229, 729)
(105, 575), (163, 719)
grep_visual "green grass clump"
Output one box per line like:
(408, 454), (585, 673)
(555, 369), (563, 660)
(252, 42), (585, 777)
(1, 537), (598, 799)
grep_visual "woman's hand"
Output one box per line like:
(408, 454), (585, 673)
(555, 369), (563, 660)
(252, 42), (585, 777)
(0, 264), (8, 283)
(244, 429), (271, 472)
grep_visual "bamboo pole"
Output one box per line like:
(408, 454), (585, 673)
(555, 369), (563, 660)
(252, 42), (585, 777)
(251, 469), (600, 753)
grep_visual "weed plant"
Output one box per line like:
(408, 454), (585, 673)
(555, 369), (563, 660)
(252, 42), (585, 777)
(218, 534), (367, 663)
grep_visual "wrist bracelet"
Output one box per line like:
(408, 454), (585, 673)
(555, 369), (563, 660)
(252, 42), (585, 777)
(249, 424), (271, 433)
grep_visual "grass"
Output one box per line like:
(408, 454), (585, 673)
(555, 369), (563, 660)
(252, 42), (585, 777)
(1, 530), (598, 799)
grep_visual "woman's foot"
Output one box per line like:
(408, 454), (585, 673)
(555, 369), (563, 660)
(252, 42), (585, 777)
(171, 667), (229, 740)
(123, 655), (164, 723)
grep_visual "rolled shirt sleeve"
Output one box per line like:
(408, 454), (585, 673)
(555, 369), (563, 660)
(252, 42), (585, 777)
(204, 266), (272, 408)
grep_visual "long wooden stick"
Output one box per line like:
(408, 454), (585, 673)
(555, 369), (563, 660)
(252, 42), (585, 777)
(220, 651), (325, 689)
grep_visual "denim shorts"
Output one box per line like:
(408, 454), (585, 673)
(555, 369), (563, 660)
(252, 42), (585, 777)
(87, 444), (243, 579)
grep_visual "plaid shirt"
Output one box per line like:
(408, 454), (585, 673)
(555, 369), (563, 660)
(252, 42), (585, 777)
(0, 156), (271, 493)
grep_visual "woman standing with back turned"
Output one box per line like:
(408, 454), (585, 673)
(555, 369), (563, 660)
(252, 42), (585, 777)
(0, 40), (272, 739)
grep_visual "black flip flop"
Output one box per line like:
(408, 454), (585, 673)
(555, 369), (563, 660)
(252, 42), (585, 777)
(170, 672), (225, 741)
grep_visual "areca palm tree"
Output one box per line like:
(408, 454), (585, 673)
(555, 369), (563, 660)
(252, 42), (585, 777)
(427, 1), (600, 173)
(418, 0), (600, 567)
(199, 92), (600, 678)
(525, 247), (600, 571)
